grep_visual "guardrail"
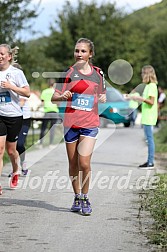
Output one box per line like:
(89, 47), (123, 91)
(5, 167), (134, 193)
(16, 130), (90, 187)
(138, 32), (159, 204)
(30, 113), (63, 144)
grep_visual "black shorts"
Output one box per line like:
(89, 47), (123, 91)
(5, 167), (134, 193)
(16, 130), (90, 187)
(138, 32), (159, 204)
(0, 116), (23, 142)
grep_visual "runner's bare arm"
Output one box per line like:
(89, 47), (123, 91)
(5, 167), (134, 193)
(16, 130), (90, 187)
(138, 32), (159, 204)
(51, 91), (72, 104)
(1, 80), (30, 97)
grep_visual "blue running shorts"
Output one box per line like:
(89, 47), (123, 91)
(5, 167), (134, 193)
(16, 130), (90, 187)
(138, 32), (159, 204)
(64, 127), (99, 143)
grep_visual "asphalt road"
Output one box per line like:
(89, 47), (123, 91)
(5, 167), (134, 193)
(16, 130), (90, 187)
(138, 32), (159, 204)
(0, 124), (158, 252)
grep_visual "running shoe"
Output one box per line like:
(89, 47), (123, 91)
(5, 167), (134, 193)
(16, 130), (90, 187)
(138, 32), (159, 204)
(71, 195), (81, 212)
(81, 196), (92, 215)
(138, 162), (154, 169)
(22, 169), (28, 176)
(10, 173), (19, 189)
(0, 186), (2, 195)
(21, 161), (28, 176)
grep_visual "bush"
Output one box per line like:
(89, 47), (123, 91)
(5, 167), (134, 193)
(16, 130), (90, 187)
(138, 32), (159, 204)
(155, 123), (167, 152)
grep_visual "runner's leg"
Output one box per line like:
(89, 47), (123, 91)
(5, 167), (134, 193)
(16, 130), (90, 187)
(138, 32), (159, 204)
(66, 141), (80, 194)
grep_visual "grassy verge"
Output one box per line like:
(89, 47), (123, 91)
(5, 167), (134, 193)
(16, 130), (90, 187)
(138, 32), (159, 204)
(148, 175), (167, 249)
(140, 122), (167, 250)
(140, 175), (167, 250)
(154, 122), (167, 153)
(3, 133), (40, 165)
(3, 125), (63, 165)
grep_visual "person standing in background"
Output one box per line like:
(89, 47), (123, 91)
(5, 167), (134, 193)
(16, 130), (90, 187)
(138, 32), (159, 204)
(39, 79), (59, 147)
(129, 65), (158, 169)
(0, 44), (30, 195)
(17, 96), (31, 175)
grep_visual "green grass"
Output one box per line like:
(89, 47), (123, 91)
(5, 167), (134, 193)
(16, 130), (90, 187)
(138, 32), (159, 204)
(3, 125), (64, 165)
(140, 174), (167, 250)
(155, 122), (167, 153)
(139, 121), (167, 250)
(148, 174), (167, 248)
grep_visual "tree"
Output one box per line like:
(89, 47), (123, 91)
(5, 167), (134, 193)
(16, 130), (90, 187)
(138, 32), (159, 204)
(10, 0), (165, 93)
(45, 0), (151, 92)
(46, 0), (125, 75)
(149, 30), (167, 88)
(122, 0), (167, 90)
(0, 0), (40, 44)
(118, 18), (151, 91)
(17, 38), (59, 88)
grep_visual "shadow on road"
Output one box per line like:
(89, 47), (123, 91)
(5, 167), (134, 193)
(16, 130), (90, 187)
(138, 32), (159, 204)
(0, 198), (69, 213)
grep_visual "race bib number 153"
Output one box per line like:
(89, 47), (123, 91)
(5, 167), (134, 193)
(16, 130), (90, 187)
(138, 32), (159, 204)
(71, 93), (94, 111)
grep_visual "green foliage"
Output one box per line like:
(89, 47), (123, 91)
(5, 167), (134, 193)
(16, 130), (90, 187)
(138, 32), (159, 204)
(124, 0), (167, 89)
(17, 39), (60, 86)
(157, 123), (167, 143)
(149, 31), (167, 88)
(46, 0), (125, 74)
(44, 0), (167, 91)
(155, 123), (167, 153)
(2, 0), (167, 92)
(125, 0), (167, 35)
(154, 96), (167, 153)
(0, 0), (40, 44)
